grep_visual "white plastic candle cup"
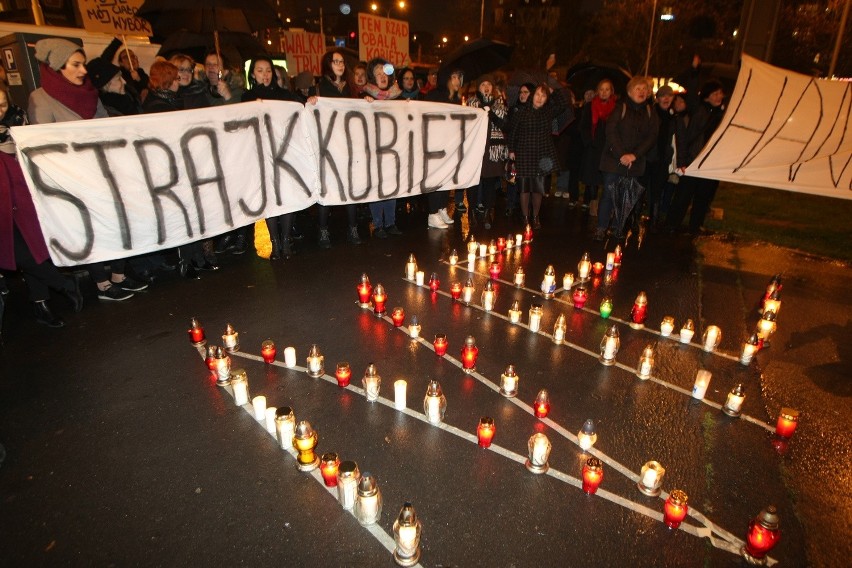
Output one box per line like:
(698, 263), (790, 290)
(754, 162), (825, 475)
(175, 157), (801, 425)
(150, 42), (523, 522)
(394, 380), (407, 410)
(252, 395), (266, 420)
(284, 347), (297, 367)
(265, 407), (277, 435)
(415, 271), (425, 286)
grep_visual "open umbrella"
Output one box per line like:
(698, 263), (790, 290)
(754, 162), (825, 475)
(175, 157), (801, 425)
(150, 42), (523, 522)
(565, 61), (631, 100)
(438, 38), (513, 87)
(158, 30), (268, 66)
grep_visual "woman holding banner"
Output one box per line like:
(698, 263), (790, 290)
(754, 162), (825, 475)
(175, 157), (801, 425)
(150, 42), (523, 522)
(424, 70), (464, 226)
(28, 38), (146, 302)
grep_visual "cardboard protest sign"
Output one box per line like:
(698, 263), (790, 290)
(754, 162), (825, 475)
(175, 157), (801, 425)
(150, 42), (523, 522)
(358, 12), (410, 67)
(79, 0), (153, 36)
(280, 30), (324, 76)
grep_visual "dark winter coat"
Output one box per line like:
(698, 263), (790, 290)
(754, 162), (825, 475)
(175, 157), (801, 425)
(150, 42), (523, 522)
(0, 152), (49, 270)
(466, 91), (509, 178)
(579, 102), (610, 186)
(676, 101), (725, 167)
(316, 76), (356, 99)
(142, 89), (182, 114)
(242, 83), (301, 103)
(177, 81), (210, 110)
(599, 99), (659, 178)
(507, 88), (569, 177)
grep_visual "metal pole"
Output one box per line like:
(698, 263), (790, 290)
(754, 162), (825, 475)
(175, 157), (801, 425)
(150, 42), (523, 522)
(480, 0), (485, 37)
(644, 0), (658, 76)
(828, 0), (851, 77)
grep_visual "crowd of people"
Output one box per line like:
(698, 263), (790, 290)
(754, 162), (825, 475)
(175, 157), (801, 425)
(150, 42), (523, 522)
(0, 37), (726, 332)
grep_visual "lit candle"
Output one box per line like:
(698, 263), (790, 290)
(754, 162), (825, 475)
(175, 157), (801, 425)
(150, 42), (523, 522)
(293, 420), (319, 471)
(660, 316), (675, 337)
(335, 362), (352, 387)
(405, 254), (418, 281)
(357, 273), (372, 308)
(372, 284), (387, 316)
(488, 240), (497, 255)
(636, 344), (655, 380)
(757, 310), (777, 340)
(394, 379), (407, 410)
(391, 307), (405, 327)
(500, 364), (519, 397)
(214, 346), (232, 386)
(252, 395), (266, 420)
(740, 333), (760, 365)
(742, 506), (782, 564)
(423, 380), (447, 424)
(362, 363), (381, 401)
(508, 301), (522, 324)
(489, 261), (501, 279)
(478, 243), (487, 257)
(481, 280), (496, 311)
(408, 315), (421, 339)
(450, 281), (462, 300)
(630, 291), (648, 329)
(433, 334), (448, 357)
(428, 272), (440, 292)
(354, 473), (382, 526)
(460, 335), (478, 373)
(663, 490), (689, 529)
(577, 252), (591, 281)
(692, 369), (712, 399)
(679, 319), (695, 344)
(513, 267), (526, 287)
(467, 252), (476, 265)
(592, 261), (604, 276)
(577, 418), (597, 450)
(562, 272), (574, 290)
(637, 461), (665, 496)
(188, 317), (206, 345)
(222, 323), (240, 352)
(264, 406), (277, 435)
(552, 313), (567, 344)
(231, 369), (249, 406)
(722, 384), (746, 417)
(515, 233), (523, 247)
(496, 237), (506, 252)
(572, 286), (589, 309)
(605, 252), (615, 271)
(775, 408), (799, 438)
(337, 460), (360, 510)
(702, 325), (721, 352)
(274, 406), (295, 451)
(320, 452), (340, 487)
(467, 236), (478, 255)
(205, 345), (218, 370)
(393, 502), (422, 566)
(506, 234), (515, 248)
(306, 344), (325, 377)
(528, 304), (543, 332)
(541, 265), (557, 298)
(582, 457), (604, 495)
(613, 245), (622, 266)
(599, 325), (620, 365)
(599, 297), (613, 319)
(261, 339), (276, 364)
(533, 389), (550, 418)
(462, 279), (475, 304)
(763, 289), (782, 316)
(523, 224), (533, 243)
(477, 417), (495, 448)
(526, 433), (551, 474)
(415, 270), (425, 286)
(448, 249), (458, 265)
(283, 346), (297, 368)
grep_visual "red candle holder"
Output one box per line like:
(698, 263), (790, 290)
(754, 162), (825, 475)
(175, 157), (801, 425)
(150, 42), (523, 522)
(775, 408), (799, 439)
(743, 506), (781, 564)
(582, 457), (603, 495)
(572, 286), (589, 309)
(450, 282), (462, 300)
(335, 362), (352, 387)
(205, 345), (218, 370)
(320, 453), (341, 487)
(372, 284), (387, 316)
(663, 490), (689, 529)
(433, 334), (448, 357)
(188, 317), (206, 345)
(496, 237), (506, 252)
(428, 272), (440, 292)
(533, 389), (550, 418)
(592, 262), (604, 276)
(391, 307), (405, 327)
(261, 340), (277, 364)
(489, 262), (501, 279)
(630, 291), (648, 328)
(523, 224), (533, 243)
(477, 417), (495, 448)
(357, 273), (373, 308)
(461, 336), (478, 373)
(613, 245), (623, 266)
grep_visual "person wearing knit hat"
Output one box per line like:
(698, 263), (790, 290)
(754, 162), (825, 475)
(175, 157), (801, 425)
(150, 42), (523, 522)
(477, 73), (495, 89)
(655, 84), (674, 100)
(33, 38), (84, 73)
(86, 57), (121, 91)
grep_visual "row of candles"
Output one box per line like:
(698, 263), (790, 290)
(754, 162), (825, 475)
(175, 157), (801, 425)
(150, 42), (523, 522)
(193, 321), (784, 564)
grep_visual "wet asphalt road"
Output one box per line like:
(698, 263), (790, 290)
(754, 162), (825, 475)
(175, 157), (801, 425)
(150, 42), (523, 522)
(0, 197), (848, 566)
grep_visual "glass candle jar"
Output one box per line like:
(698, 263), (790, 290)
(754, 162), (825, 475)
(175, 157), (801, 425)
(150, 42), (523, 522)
(637, 460), (665, 496)
(477, 417), (495, 448)
(393, 502), (422, 567)
(188, 317), (206, 345)
(433, 334), (448, 357)
(354, 473), (383, 526)
(500, 364), (519, 397)
(423, 380), (447, 424)
(357, 273), (372, 308)
(663, 490), (689, 529)
(320, 452), (340, 487)
(260, 340), (276, 364)
(362, 363), (381, 402)
(582, 457), (604, 495)
(528, 304), (543, 332)
(337, 460), (360, 510)
(222, 323), (240, 352)
(525, 433), (551, 474)
(306, 344), (324, 378)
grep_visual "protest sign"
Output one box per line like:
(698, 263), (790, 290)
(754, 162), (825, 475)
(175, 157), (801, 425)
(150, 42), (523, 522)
(280, 30), (325, 76)
(358, 12), (410, 67)
(12, 99), (486, 266)
(78, 0), (153, 36)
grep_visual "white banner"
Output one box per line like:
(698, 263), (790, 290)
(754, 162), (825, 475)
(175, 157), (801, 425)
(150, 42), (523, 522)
(12, 99), (486, 266)
(686, 54), (852, 199)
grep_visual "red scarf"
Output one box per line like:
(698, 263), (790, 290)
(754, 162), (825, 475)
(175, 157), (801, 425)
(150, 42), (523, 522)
(591, 96), (616, 137)
(38, 63), (100, 119)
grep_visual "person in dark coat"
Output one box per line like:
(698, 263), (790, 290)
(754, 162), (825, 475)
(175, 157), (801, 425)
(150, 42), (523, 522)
(504, 82), (534, 217)
(87, 57), (142, 116)
(425, 70), (465, 213)
(397, 67), (420, 100)
(0, 89), (82, 327)
(645, 85), (675, 227)
(596, 76), (659, 240)
(666, 80), (726, 234)
(579, 79), (617, 213)
(507, 83), (570, 228)
(101, 38), (148, 103)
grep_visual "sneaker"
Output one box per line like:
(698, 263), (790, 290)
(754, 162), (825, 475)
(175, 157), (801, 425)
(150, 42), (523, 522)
(385, 225), (403, 236)
(562, 192), (571, 199)
(456, 202), (467, 213)
(580, 203), (590, 210)
(438, 208), (454, 224)
(98, 284), (134, 301)
(347, 226), (362, 245)
(567, 200), (577, 208)
(111, 276), (148, 292)
(374, 227), (388, 239)
(214, 234), (235, 254)
(475, 203), (486, 214)
(428, 213), (448, 229)
(554, 191), (563, 198)
(231, 234), (248, 255)
(318, 228), (332, 249)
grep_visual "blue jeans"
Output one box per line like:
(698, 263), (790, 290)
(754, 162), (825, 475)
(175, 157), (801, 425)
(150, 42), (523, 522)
(369, 199), (396, 228)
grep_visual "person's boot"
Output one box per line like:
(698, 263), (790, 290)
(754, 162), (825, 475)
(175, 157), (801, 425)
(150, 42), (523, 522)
(347, 226), (363, 244)
(179, 260), (201, 280)
(269, 232), (282, 261)
(318, 228), (332, 249)
(532, 215), (542, 230)
(33, 300), (64, 328)
(280, 237), (294, 259)
(231, 233), (248, 255)
(61, 278), (83, 313)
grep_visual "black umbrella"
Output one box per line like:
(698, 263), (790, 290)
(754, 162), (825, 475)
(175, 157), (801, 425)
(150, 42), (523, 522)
(137, 0), (282, 38)
(610, 177), (645, 239)
(565, 61), (631, 100)
(438, 38), (513, 87)
(158, 30), (269, 66)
